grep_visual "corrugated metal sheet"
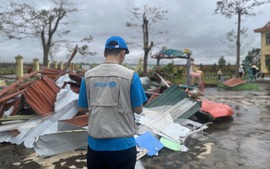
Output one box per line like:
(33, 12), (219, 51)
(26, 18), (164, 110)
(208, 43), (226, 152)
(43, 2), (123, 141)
(146, 85), (187, 107)
(137, 106), (207, 144)
(0, 118), (43, 144)
(69, 72), (82, 84)
(24, 100), (78, 148)
(0, 87), (79, 146)
(0, 96), (22, 117)
(18, 81), (35, 90)
(10, 97), (22, 116)
(0, 103), (5, 116)
(145, 87), (161, 104)
(223, 78), (245, 87)
(145, 84), (201, 119)
(56, 74), (80, 93)
(61, 114), (88, 127)
(0, 71), (38, 117)
(40, 68), (65, 81)
(33, 130), (87, 157)
(56, 74), (73, 87)
(54, 85), (78, 112)
(0, 71), (38, 97)
(0, 90), (24, 103)
(136, 85), (202, 144)
(23, 76), (60, 116)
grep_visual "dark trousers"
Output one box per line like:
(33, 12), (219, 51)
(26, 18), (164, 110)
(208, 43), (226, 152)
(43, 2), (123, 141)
(87, 146), (137, 169)
(239, 72), (243, 78)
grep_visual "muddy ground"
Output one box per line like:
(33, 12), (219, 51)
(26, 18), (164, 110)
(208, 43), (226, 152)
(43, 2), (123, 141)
(0, 82), (269, 169)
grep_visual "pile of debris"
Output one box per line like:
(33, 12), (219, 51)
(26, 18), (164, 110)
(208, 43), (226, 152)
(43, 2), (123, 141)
(0, 68), (84, 155)
(0, 69), (221, 159)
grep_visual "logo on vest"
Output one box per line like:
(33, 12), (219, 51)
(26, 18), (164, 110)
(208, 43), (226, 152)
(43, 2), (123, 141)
(94, 81), (117, 88)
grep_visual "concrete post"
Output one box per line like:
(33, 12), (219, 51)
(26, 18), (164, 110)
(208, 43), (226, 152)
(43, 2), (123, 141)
(15, 55), (24, 79)
(72, 63), (75, 71)
(53, 61), (57, 69)
(33, 58), (40, 71)
(74, 64), (79, 72)
(59, 62), (64, 70)
(69, 63), (73, 70)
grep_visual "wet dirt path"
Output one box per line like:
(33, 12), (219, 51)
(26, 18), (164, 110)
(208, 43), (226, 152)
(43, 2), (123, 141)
(141, 83), (270, 169)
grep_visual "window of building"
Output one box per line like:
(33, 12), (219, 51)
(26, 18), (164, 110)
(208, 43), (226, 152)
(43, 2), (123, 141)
(266, 33), (270, 44)
(265, 55), (270, 71)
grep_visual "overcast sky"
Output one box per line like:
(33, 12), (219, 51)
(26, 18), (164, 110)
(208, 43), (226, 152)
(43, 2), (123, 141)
(1, 0), (270, 65)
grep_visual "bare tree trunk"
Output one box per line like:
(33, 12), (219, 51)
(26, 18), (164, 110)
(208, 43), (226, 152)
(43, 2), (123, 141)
(42, 39), (51, 66)
(142, 13), (148, 76)
(236, 11), (241, 77)
(143, 50), (149, 76)
(41, 30), (49, 66)
(43, 48), (49, 66)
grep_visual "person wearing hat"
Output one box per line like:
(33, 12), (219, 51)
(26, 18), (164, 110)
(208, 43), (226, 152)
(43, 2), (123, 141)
(78, 36), (147, 169)
(238, 65), (244, 78)
(251, 65), (258, 80)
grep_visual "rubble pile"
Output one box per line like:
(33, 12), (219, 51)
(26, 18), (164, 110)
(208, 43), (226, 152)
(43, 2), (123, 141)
(0, 69), (212, 159)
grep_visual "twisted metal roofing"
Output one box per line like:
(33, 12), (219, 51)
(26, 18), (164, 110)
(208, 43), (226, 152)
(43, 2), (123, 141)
(145, 84), (201, 119)
(23, 76), (60, 116)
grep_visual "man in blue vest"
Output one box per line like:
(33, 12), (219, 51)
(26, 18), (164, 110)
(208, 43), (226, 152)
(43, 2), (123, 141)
(78, 36), (147, 169)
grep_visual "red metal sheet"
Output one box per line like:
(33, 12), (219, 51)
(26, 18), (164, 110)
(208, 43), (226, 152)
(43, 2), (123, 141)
(10, 97), (23, 116)
(0, 96), (23, 117)
(62, 82), (80, 94)
(69, 72), (82, 84)
(0, 103), (5, 118)
(40, 68), (65, 81)
(18, 81), (35, 90)
(0, 71), (38, 97)
(145, 87), (161, 104)
(223, 78), (245, 87)
(23, 76), (60, 116)
(0, 90), (25, 103)
(200, 99), (233, 119)
(61, 114), (88, 127)
(10, 130), (20, 136)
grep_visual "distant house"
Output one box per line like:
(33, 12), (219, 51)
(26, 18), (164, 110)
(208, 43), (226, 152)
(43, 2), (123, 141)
(254, 21), (270, 73)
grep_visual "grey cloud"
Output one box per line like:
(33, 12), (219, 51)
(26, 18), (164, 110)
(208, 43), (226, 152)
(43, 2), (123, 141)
(1, 0), (270, 65)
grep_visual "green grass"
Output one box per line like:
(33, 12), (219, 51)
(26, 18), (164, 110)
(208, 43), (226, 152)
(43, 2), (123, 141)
(217, 82), (259, 90)
(0, 68), (16, 75)
(173, 76), (218, 86)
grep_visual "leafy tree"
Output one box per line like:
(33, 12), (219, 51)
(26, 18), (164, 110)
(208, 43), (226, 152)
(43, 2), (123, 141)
(213, 63), (217, 72)
(0, 0), (94, 66)
(244, 48), (260, 66)
(199, 63), (203, 71)
(218, 56), (226, 68)
(215, 0), (270, 77)
(162, 63), (174, 75)
(126, 5), (168, 76)
(135, 57), (143, 76)
(222, 28), (252, 57)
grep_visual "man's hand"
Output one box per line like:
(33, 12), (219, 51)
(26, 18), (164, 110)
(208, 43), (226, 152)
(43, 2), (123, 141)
(133, 106), (143, 114)
(78, 107), (88, 113)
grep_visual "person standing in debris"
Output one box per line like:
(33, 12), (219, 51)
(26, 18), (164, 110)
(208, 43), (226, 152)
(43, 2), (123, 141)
(217, 69), (222, 82)
(251, 65), (258, 80)
(78, 36), (147, 169)
(238, 65), (244, 79)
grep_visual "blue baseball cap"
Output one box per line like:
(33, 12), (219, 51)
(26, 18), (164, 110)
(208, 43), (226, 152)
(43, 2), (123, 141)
(105, 36), (129, 54)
